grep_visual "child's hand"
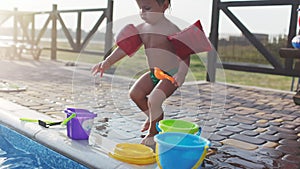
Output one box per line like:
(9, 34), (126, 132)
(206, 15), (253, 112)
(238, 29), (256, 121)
(173, 73), (185, 87)
(91, 60), (111, 77)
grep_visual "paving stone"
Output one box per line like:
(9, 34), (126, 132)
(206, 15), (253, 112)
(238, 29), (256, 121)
(224, 157), (266, 169)
(271, 118), (283, 123)
(268, 121), (282, 126)
(220, 145), (271, 166)
(234, 110), (253, 115)
(164, 112), (178, 118)
(282, 154), (300, 164)
(208, 134), (226, 141)
(106, 129), (137, 140)
(231, 116), (255, 125)
(220, 120), (239, 126)
(200, 131), (212, 138)
(269, 126), (296, 134)
(28, 105), (52, 111)
(257, 119), (268, 124)
(277, 161), (300, 169)
(268, 113), (283, 119)
(276, 133), (298, 140)
(38, 108), (56, 113)
(231, 134), (266, 145)
(237, 124), (257, 130)
(19, 101), (42, 107)
(222, 126), (243, 134)
(215, 123), (225, 129)
(254, 112), (266, 116)
(210, 141), (223, 148)
(216, 130), (233, 137)
(276, 145), (300, 155)
(180, 117), (201, 123)
(281, 115), (297, 121)
(205, 113), (224, 119)
(254, 127), (267, 133)
(118, 110), (134, 116)
(220, 139), (258, 150)
(258, 133), (281, 142)
(234, 107), (258, 114)
(265, 130), (277, 135)
(280, 123), (297, 130)
(127, 113), (146, 121)
(263, 141), (279, 148)
(172, 115), (186, 119)
(241, 130), (259, 137)
(255, 122), (270, 128)
(252, 112), (276, 120)
(279, 139), (300, 147)
(294, 118), (300, 124)
(222, 111), (235, 117)
(184, 110), (199, 117)
(258, 147), (284, 158)
(202, 126), (217, 133)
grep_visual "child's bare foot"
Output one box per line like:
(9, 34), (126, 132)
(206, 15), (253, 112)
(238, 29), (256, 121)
(141, 134), (156, 148)
(141, 119), (150, 132)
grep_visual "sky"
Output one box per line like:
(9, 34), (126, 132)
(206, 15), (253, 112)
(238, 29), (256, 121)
(0, 0), (297, 36)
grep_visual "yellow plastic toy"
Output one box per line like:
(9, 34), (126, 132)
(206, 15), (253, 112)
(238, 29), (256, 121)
(109, 143), (156, 165)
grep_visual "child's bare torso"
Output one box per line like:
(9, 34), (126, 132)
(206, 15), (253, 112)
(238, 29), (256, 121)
(137, 18), (180, 71)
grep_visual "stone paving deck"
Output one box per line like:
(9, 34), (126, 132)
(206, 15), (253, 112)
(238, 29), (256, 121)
(0, 59), (299, 169)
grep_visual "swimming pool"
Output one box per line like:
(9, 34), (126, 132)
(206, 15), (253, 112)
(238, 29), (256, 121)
(0, 123), (88, 168)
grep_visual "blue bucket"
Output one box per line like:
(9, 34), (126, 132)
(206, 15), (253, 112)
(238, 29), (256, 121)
(154, 132), (210, 169)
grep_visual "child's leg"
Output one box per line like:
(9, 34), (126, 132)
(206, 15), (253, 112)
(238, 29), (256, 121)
(129, 72), (155, 131)
(141, 79), (177, 146)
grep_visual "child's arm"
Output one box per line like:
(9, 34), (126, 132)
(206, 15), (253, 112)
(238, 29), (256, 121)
(91, 47), (127, 77)
(173, 56), (190, 87)
(92, 24), (142, 77)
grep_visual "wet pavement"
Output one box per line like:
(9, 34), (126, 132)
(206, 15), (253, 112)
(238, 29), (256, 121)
(0, 58), (299, 169)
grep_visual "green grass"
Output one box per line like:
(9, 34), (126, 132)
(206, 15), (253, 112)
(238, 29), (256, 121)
(220, 70), (294, 91)
(39, 42), (295, 91)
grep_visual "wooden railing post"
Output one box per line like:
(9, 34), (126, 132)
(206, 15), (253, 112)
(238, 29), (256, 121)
(207, 0), (220, 82)
(104, 0), (114, 59)
(31, 14), (35, 46)
(287, 3), (299, 48)
(51, 4), (57, 60)
(13, 8), (18, 44)
(76, 12), (82, 51)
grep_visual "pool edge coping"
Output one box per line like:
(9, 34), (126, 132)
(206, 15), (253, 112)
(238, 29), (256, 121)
(0, 98), (124, 169)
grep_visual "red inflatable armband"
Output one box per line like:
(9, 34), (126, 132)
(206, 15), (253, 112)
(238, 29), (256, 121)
(116, 24), (142, 57)
(167, 20), (212, 59)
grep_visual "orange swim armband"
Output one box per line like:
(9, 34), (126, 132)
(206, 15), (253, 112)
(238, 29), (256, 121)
(116, 24), (142, 57)
(167, 20), (212, 60)
(154, 67), (176, 84)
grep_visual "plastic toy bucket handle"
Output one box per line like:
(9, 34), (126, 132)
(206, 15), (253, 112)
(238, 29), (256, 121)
(195, 127), (202, 136)
(192, 145), (209, 169)
(156, 144), (162, 169)
(156, 122), (162, 132)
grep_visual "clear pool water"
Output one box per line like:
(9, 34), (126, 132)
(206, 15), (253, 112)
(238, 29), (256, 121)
(0, 124), (88, 169)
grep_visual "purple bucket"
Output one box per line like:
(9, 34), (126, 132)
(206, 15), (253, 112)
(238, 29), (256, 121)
(64, 108), (97, 140)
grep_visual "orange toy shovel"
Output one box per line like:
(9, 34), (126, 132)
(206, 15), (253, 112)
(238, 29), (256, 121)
(154, 67), (176, 84)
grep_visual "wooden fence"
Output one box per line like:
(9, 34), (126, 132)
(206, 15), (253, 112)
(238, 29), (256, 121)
(208, 0), (300, 82)
(0, 0), (113, 60)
